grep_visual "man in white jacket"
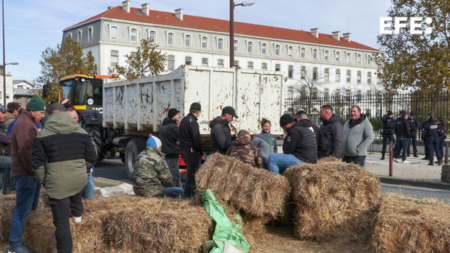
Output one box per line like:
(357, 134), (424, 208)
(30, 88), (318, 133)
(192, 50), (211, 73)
(342, 105), (374, 168)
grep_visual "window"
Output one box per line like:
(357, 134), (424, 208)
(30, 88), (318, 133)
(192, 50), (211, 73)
(336, 69), (341, 82)
(324, 50), (329, 60)
(357, 54), (361, 63)
(234, 40), (238, 51)
(367, 55), (372, 64)
(67, 33), (72, 39)
(313, 49), (317, 59)
(234, 60), (239, 66)
(313, 67), (318, 80)
(324, 89), (330, 101)
(367, 72), (372, 84)
(149, 30), (156, 42)
(201, 36), (207, 49)
(218, 38), (223, 50)
(168, 55), (175, 70)
(301, 66), (306, 79)
(77, 30), (82, 43)
(248, 42), (253, 53)
(336, 52), (340, 62)
(346, 70), (351, 83)
(88, 27), (93, 42)
(131, 28), (137, 42)
(201, 58), (208, 66)
(185, 56), (192, 65)
(262, 63), (267, 70)
(357, 71), (362, 84)
(275, 45), (280, 55)
(111, 26), (118, 40)
(185, 34), (191, 47)
(111, 50), (119, 68)
(288, 65), (293, 78)
(262, 43), (267, 54)
(288, 46), (293, 56)
(168, 33), (174, 45)
(248, 62), (253, 69)
(275, 64), (280, 71)
(346, 53), (350, 63)
(218, 59), (224, 67)
(301, 47), (305, 58)
(324, 68), (329, 82)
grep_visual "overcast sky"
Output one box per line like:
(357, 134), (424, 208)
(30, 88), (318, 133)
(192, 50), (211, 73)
(6, 0), (392, 83)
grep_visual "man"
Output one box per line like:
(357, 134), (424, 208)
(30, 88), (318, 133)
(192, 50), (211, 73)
(31, 106), (97, 253)
(179, 102), (203, 198)
(159, 108), (182, 187)
(393, 111), (410, 164)
(210, 106), (238, 154)
(226, 130), (264, 169)
(380, 110), (395, 160)
(294, 108), (306, 122)
(421, 114), (432, 161)
(4, 102), (20, 129)
(342, 105), (374, 167)
(437, 117), (446, 165)
(318, 105), (343, 159)
(422, 115), (441, 166)
(267, 114), (317, 174)
(296, 111), (327, 156)
(132, 135), (184, 198)
(0, 104), (11, 195)
(407, 112), (419, 157)
(9, 95), (46, 253)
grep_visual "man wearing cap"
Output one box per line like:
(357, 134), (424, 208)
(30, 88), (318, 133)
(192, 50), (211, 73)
(318, 105), (343, 159)
(9, 95), (46, 253)
(437, 117), (446, 165)
(179, 102), (203, 198)
(0, 104), (11, 195)
(294, 108), (306, 122)
(407, 112), (419, 157)
(132, 135), (184, 198)
(31, 103), (97, 253)
(380, 110), (395, 160)
(393, 111), (411, 163)
(159, 108), (182, 187)
(422, 114), (441, 166)
(210, 106), (238, 154)
(267, 114), (317, 174)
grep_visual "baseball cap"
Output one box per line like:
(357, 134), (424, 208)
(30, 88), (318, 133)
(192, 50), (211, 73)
(0, 104), (7, 113)
(222, 106), (239, 118)
(279, 114), (294, 127)
(296, 108), (306, 115)
(387, 110), (393, 115)
(438, 117), (445, 122)
(146, 135), (162, 149)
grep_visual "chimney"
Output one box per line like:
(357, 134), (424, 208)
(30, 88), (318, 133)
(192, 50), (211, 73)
(142, 3), (149, 15)
(175, 8), (184, 21)
(122, 0), (130, 13)
(332, 31), (340, 41)
(343, 32), (351, 42)
(310, 28), (319, 38)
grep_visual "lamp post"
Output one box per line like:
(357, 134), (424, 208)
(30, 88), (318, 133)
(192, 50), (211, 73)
(230, 0), (255, 68)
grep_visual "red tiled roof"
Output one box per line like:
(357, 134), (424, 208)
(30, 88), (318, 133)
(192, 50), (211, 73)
(65, 6), (378, 52)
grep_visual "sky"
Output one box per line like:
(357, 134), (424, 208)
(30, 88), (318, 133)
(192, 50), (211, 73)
(5, 0), (392, 83)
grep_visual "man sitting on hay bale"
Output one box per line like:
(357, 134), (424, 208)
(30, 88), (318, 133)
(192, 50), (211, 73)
(226, 129), (264, 169)
(267, 114), (317, 174)
(132, 135), (184, 198)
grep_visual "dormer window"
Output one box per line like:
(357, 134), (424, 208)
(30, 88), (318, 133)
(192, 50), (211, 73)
(275, 45), (280, 55)
(201, 36), (207, 49)
(110, 26), (118, 40)
(247, 42), (253, 53)
(218, 38), (223, 50)
(130, 28), (137, 42)
(168, 33), (174, 45)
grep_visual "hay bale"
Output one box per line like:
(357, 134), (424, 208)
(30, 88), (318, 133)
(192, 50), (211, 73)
(0, 195), (16, 242)
(196, 153), (291, 218)
(373, 193), (450, 253)
(317, 156), (341, 164)
(104, 197), (213, 252)
(283, 161), (380, 243)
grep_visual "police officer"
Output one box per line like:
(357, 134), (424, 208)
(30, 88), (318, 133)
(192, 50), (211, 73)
(437, 117), (446, 165)
(422, 114), (441, 166)
(0, 104), (11, 194)
(407, 112), (419, 157)
(393, 111), (410, 163)
(380, 110), (395, 160)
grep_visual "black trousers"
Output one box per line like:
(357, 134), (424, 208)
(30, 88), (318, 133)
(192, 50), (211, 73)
(49, 191), (83, 253)
(181, 154), (202, 198)
(407, 131), (418, 155)
(381, 133), (394, 156)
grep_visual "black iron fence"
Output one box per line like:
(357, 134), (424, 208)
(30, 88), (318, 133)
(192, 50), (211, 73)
(285, 90), (450, 138)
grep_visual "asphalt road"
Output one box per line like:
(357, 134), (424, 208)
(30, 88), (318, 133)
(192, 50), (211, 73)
(96, 157), (450, 203)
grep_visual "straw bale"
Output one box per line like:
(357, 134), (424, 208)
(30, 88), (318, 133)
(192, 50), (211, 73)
(317, 156), (341, 164)
(0, 195), (16, 242)
(373, 193), (450, 253)
(196, 153), (291, 218)
(283, 161), (381, 243)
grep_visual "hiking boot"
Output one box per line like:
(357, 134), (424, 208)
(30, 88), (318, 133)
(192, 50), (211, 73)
(8, 245), (36, 253)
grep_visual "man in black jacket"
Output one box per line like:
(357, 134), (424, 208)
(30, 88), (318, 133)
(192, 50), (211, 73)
(179, 103), (203, 198)
(210, 106), (238, 154)
(0, 104), (11, 194)
(267, 114), (317, 174)
(159, 108), (182, 187)
(296, 111), (327, 156)
(407, 112), (419, 157)
(319, 105), (343, 158)
(422, 115), (441, 166)
(380, 110), (395, 160)
(393, 111), (410, 163)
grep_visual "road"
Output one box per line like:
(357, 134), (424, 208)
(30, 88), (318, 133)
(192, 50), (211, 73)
(96, 157), (450, 203)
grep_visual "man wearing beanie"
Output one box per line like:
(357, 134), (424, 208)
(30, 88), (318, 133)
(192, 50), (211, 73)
(132, 135), (184, 198)
(159, 108), (182, 187)
(267, 114), (317, 174)
(9, 95), (46, 253)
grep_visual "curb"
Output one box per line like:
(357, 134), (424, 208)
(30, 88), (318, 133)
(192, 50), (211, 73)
(379, 177), (450, 191)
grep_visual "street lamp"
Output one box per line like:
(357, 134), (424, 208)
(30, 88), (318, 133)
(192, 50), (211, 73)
(230, 0), (255, 68)
(2, 62), (18, 106)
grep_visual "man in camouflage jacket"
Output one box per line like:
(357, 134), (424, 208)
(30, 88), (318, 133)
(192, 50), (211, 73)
(133, 136), (184, 198)
(226, 130), (264, 169)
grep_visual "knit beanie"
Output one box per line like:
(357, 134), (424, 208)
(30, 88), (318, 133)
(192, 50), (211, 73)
(279, 114), (294, 127)
(168, 108), (180, 119)
(146, 135), (162, 149)
(27, 96), (46, 111)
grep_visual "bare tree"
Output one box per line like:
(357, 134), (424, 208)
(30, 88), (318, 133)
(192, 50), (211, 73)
(293, 66), (329, 114)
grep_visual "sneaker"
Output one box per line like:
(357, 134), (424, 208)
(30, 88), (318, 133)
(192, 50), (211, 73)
(8, 245), (36, 253)
(394, 159), (399, 163)
(73, 216), (82, 223)
(402, 160), (410, 164)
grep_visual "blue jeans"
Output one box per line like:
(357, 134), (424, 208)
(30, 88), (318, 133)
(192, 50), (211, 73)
(267, 153), (305, 174)
(393, 137), (409, 161)
(9, 176), (41, 249)
(343, 156), (366, 168)
(82, 174), (95, 199)
(162, 187), (184, 198)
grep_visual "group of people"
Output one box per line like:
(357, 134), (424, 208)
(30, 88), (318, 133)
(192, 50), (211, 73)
(381, 110), (447, 165)
(0, 96), (97, 253)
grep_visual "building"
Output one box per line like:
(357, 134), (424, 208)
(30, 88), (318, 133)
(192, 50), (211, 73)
(0, 67), (15, 105)
(13, 80), (34, 106)
(62, 1), (380, 101)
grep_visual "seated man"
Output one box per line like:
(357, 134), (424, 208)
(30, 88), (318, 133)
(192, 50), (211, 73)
(267, 114), (317, 174)
(226, 129), (264, 169)
(133, 135), (184, 198)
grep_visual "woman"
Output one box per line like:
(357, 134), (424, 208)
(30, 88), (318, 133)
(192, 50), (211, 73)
(252, 118), (278, 165)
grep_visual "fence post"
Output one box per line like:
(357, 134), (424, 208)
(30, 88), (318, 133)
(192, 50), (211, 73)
(389, 140), (393, 177)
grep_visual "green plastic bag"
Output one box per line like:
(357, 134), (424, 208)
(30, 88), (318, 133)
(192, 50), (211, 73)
(201, 189), (250, 253)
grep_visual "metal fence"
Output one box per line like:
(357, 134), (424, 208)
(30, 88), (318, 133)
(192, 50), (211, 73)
(285, 90), (450, 137)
